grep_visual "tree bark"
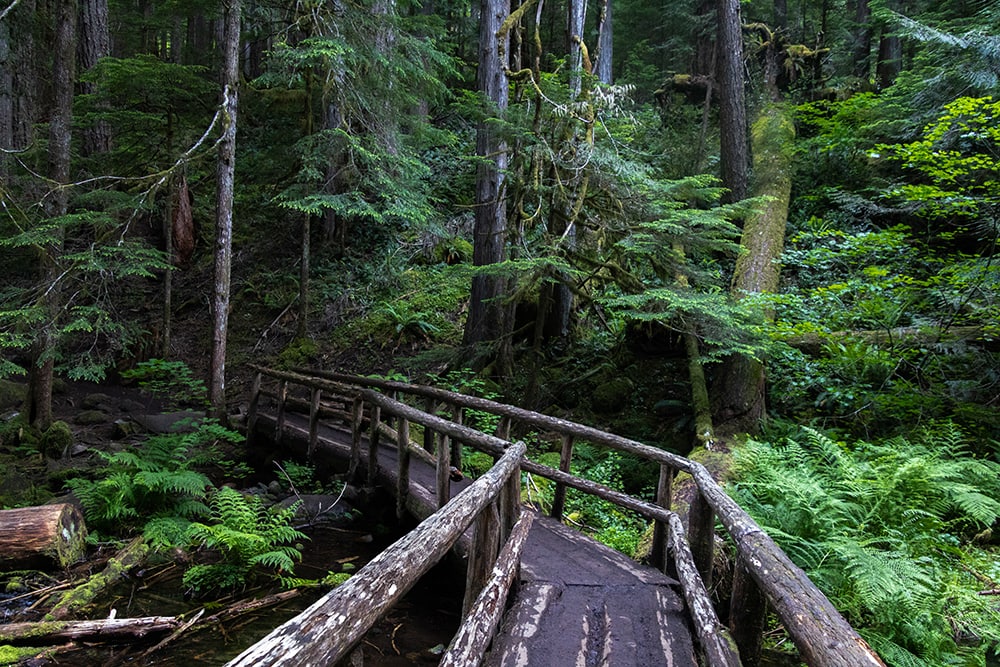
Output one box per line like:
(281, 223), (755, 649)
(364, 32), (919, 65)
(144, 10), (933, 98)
(464, 0), (511, 354)
(594, 0), (612, 84)
(27, 0), (77, 432)
(566, 0), (586, 97)
(851, 0), (872, 80)
(78, 0), (111, 155)
(0, 616), (181, 644)
(717, 0), (747, 203)
(0, 9), (12, 181)
(713, 104), (795, 433)
(209, 0), (241, 420)
(875, 0), (902, 90)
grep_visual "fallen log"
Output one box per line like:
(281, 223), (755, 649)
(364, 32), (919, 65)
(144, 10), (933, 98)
(46, 537), (149, 621)
(0, 616), (181, 645)
(0, 504), (87, 569)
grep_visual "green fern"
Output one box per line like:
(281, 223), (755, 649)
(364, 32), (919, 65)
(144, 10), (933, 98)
(731, 423), (1000, 665)
(183, 487), (308, 595)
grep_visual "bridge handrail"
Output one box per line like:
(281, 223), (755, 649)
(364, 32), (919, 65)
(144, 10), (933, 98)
(227, 434), (527, 666)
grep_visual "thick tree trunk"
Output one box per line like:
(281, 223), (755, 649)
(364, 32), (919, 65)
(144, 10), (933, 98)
(0, 10), (11, 181)
(875, 2), (902, 90)
(463, 0), (511, 354)
(28, 0), (77, 432)
(594, 0), (612, 84)
(209, 0), (241, 420)
(713, 104), (794, 434)
(717, 0), (747, 203)
(79, 0), (110, 155)
(566, 0), (586, 97)
(0, 504), (87, 569)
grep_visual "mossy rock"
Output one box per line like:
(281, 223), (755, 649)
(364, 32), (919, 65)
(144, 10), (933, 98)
(41, 421), (73, 459)
(278, 337), (320, 368)
(0, 380), (25, 411)
(433, 237), (473, 264)
(0, 645), (44, 664)
(81, 393), (114, 410)
(74, 410), (110, 426)
(591, 377), (633, 414)
(463, 451), (495, 478)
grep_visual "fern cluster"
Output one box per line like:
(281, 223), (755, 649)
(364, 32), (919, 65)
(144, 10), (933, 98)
(183, 487), (307, 594)
(66, 418), (243, 546)
(730, 424), (1000, 666)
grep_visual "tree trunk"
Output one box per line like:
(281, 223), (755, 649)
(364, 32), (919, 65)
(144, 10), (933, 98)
(78, 0), (111, 155)
(0, 504), (87, 569)
(0, 10), (12, 181)
(717, 0), (747, 203)
(692, 1), (715, 77)
(27, 0), (77, 432)
(0, 616), (181, 644)
(594, 0), (612, 84)
(875, 0), (902, 90)
(566, 0), (586, 97)
(851, 0), (872, 80)
(297, 213), (309, 339)
(209, 0), (241, 421)
(463, 0), (511, 353)
(713, 104), (795, 434)
(773, 0), (787, 31)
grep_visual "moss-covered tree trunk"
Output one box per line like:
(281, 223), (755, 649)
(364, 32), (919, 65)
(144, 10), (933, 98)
(712, 104), (794, 434)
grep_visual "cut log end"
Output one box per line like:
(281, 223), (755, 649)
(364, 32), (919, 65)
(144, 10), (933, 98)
(0, 504), (88, 569)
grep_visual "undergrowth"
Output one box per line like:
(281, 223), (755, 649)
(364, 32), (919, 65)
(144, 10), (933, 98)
(730, 423), (1000, 666)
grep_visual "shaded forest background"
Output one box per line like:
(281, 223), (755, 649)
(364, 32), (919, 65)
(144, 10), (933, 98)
(1, 0), (999, 664)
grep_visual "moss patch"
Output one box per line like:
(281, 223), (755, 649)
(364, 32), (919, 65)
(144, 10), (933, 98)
(0, 380), (25, 411)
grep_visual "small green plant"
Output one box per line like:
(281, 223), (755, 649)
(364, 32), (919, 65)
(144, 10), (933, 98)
(121, 359), (208, 410)
(183, 487), (307, 595)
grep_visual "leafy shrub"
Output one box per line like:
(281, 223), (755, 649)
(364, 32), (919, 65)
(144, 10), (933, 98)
(121, 359), (208, 409)
(730, 424), (1000, 666)
(183, 487), (307, 594)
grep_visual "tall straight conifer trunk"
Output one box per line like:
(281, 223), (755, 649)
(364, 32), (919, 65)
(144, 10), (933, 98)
(27, 0), (77, 431)
(463, 0), (511, 358)
(209, 0), (240, 420)
(717, 0), (747, 203)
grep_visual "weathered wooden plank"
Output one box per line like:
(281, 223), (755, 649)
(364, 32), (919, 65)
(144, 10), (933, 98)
(441, 511), (534, 667)
(225, 440), (527, 667)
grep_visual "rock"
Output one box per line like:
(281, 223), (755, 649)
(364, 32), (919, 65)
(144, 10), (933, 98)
(591, 377), (633, 414)
(114, 419), (142, 438)
(267, 480), (282, 495)
(120, 399), (147, 414)
(0, 380), (25, 410)
(41, 421), (73, 459)
(82, 393), (114, 410)
(75, 410), (110, 425)
(131, 411), (205, 433)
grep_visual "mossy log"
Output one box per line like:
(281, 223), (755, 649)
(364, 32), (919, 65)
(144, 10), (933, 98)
(0, 616), (180, 644)
(0, 504), (87, 569)
(46, 537), (148, 621)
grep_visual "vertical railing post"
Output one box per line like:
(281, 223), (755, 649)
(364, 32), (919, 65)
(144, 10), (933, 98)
(435, 428), (451, 509)
(274, 379), (288, 442)
(449, 406), (464, 473)
(688, 489), (715, 587)
(349, 396), (364, 481)
(550, 435), (574, 519)
(730, 554), (767, 667)
(495, 415), (511, 440)
(650, 462), (673, 572)
(396, 417), (410, 520)
(307, 387), (321, 461)
(247, 372), (262, 438)
(367, 404), (381, 486)
(462, 501), (500, 617)
(423, 397), (436, 452)
(500, 455), (521, 540)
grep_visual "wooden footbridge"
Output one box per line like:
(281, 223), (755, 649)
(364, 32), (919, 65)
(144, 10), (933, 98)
(227, 367), (885, 667)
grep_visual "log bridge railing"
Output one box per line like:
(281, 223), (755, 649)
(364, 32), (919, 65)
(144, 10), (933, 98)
(235, 366), (886, 667)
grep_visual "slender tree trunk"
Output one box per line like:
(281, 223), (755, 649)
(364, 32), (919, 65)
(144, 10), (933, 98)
(463, 0), (511, 354)
(850, 0), (872, 80)
(566, 0), (586, 97)
(594, 0), (611, 84)
(712, 104), (795, 434)
(0, 11), (12, 181)
(717, 0), (747, 203)
(209, 0), (241, 420)
(875, 0), (902, 90)
(692, 1), (714, 77)
(78, 0), (110, 156)
(28, 0), (77, 432)
(297, 214), (309, 339)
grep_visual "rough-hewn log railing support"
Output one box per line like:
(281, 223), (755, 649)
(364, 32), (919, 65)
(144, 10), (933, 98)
(247, 372), (262, 437)
(550, 434), (574, 519)
(651, 462), (674, 572)
(423, 397), (437, 452)
(436, 425), (452, 508)
(349, 396), (364, 480)
(307, 387), (321, 460)
(450, 405), (464, 471)
(730, 553), (767, 667)
(274, 379), (288, 441)
(463, 501), (501, 617)
(688, 489), (715, 587)
(368, 404), (381, 487)
(396, 417), (411, 520)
